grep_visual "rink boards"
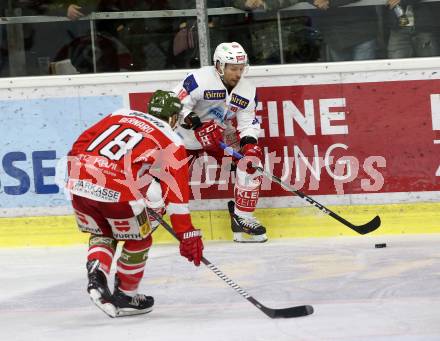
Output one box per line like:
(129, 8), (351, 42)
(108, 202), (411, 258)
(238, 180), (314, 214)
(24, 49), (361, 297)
(1, 59), (440, 247)
(1, 201), (440, 247)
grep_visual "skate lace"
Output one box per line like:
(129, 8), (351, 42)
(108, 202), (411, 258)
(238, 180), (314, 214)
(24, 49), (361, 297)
(237, 216), (262, 230)
(132, 294), (147, 306)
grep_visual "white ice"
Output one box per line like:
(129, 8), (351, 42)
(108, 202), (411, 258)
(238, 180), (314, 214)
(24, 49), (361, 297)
(1, 234), (439, 341)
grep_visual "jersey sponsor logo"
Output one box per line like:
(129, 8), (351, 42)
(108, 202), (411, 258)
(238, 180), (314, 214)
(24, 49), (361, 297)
(108, 217), (143, 240)
(235, 188), (259, 210)
(203, 90), (226, 100)
(75, 210), (89, 226)
(74, 210), (103, 235)
(230, 94), (249, 109)
(183, 74), (199, 93)
(113, 232), (142, 240)
(225, 106), (237, 120)
(252, 117), (260, 125)
(77, 223), (102, 235)
(139, 221), (151, 238)
(114, 220), (131, 232)
(68, 179), (121, 202)
(136, 210), (152, 237)
(208, 107), (226, 122)
(75, 154), (120, 172)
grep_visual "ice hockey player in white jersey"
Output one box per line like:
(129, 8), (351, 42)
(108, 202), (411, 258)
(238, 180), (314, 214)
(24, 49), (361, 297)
(172, 42), (267, 243)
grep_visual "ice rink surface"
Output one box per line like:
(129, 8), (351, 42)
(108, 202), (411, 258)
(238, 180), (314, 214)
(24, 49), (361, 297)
(1, 234), (439, 341)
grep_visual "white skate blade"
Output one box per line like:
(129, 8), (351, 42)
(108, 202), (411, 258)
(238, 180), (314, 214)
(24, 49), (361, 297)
(233, 232), (268, 243)
(115, 306), (153, 317)
(89, 289), (117, 318)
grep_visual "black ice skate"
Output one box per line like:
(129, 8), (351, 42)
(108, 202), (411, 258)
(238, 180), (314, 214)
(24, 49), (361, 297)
(228, 201), (268, 243)
(112, 275), (154, 317)
(86, 259), (117, 318)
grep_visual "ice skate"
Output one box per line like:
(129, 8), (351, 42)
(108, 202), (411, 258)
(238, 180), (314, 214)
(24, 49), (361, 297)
(86, 259), (117, 318)
(228, 201), (268, 243)
(112, 275), (154, 317)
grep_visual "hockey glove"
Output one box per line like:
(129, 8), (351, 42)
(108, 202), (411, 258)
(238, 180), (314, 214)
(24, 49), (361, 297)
(181, 112), (202, 130)
(194, 120), (225, 151)
(177, 228), (204, 266)
(239, 143), (263, 174)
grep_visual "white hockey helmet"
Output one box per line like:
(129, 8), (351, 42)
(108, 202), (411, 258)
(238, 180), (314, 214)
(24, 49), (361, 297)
(213, 42), (248, 76)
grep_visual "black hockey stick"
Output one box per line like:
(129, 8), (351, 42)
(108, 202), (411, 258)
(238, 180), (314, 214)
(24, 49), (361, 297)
(146, 208), (314, 319)
(219, 142), (381, 235)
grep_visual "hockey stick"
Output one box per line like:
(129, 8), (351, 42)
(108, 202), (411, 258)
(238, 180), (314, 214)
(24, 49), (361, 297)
(219, 142), (381, 235)
(146, 207), (313, 319)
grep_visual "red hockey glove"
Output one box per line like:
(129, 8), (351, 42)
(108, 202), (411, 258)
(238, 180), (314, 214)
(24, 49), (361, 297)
(177, 228), (204, 266)
(239, 143), (263, 174)
(194, 120), (225, 151)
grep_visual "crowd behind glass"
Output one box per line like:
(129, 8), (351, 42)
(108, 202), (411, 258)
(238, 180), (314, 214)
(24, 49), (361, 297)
(0, 0), (439, 77)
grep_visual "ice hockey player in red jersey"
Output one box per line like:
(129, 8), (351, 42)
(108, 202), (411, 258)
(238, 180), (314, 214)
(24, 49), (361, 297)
(172, 42), (267, 243)
(67, 90), (203, 317)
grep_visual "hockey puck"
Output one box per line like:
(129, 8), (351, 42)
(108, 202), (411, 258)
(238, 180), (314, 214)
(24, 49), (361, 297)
(375, 243), (387, 248)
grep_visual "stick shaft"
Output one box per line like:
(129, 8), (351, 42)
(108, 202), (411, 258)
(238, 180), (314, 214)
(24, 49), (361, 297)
(219, 142), (380, 234)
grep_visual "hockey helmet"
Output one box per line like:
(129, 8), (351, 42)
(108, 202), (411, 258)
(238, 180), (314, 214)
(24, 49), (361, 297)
(148, 90), (182, 124)
(213, 42), (248, 76)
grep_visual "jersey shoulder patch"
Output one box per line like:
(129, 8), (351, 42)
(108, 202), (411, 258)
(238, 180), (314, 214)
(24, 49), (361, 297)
(183, 74), (199, 94)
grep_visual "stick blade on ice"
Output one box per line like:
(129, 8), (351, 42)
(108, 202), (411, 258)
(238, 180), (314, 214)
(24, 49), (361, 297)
(263, 304), (314, 318)
(353, 215), (381, 235)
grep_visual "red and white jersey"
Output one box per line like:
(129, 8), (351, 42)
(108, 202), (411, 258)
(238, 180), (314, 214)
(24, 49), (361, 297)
(68, 108), (193, 233)
(172, 66), (261, 149)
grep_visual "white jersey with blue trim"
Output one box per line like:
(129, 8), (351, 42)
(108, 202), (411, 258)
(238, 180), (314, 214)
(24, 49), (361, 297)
(172, 66), (261, 150)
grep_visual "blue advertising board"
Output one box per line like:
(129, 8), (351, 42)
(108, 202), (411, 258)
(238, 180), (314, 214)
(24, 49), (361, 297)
(0, 95), (123, 210)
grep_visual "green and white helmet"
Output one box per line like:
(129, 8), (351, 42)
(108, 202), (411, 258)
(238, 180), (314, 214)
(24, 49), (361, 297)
(213, 42), (248, 76)
(148, 90), (182, 120)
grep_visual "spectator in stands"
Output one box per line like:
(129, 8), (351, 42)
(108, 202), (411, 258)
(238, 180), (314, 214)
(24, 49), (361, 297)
(53, 0), (134, 73)
(308, 0), (378, 62)
(386, 0), (440, 58)
(232, 0), (284, 64)
(232, 0), (323, 64)
(166, 0), (198, 68)
(169, 0), (252, 68)
(66, 3), (87, 20)
(0, 0), (63, 76)
(119, 0), (174, 71)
